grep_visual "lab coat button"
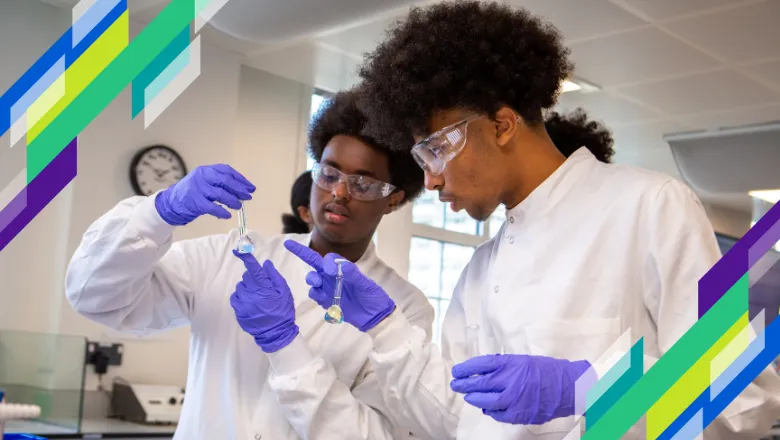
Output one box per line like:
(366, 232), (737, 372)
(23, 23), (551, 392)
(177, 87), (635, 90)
(509, 216), (515, 224)
(255, 434), (262, 440)
(494, 285), (499, 293)
(508, 236), (514, 244)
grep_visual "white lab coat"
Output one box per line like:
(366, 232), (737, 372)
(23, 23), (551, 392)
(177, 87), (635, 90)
(64, 194), (434, 440)
(364, 148), (780, 440)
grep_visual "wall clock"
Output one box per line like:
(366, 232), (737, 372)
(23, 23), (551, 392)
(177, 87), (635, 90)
(129, 145), (187, 196)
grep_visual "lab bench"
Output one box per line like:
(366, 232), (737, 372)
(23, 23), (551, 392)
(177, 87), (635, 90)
(4, 418), (174, 439)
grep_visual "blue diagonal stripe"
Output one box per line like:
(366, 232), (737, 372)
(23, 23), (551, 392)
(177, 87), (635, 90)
(131, 25), (190, 117)
(73, 0), (122, 48)
(0, 0), (127, 136)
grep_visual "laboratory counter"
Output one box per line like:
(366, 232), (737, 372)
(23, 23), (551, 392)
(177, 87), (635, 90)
(5, 418), (174, 439)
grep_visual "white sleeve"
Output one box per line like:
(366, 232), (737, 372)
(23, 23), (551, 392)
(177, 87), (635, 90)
(266, 290), (437, 440)
(363, 278), (470, 440)
(64, 194), (204, 335)
(644, 180), (780, 439)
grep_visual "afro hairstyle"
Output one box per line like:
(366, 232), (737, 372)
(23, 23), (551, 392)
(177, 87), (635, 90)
(308, 89), (425, 205)
(545, 108), (615, 163)
(356, 0), (574, 150)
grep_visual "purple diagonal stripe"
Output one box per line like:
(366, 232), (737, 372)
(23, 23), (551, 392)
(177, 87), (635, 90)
(700, 201), (780, 318)
(0, 187), (27, 234)
(0, 138), (77, 253)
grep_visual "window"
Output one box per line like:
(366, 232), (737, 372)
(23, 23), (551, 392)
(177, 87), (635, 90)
(408, 190), (507, 345)
(408, 238), (475, 345)
(306, 91), (330, 171)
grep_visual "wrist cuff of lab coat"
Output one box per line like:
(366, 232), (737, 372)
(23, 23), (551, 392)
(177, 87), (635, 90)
(267, 335), (316, 376)
(367, 310), (415, 354)
(130, 192), (176, 246)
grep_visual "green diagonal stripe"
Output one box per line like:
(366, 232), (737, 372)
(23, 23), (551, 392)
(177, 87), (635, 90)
(26, 0), (197, 180)
(582, 274), (748, 439)
(586, 338), (643, 429)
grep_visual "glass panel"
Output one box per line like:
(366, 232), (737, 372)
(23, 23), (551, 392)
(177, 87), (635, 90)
(440, 242), (476, 299)
(443, 207), (481, 235)
(408, 237), (443, 298)
(412, 190), (444, 228)
(310, 93), (328, 122)
(0, 330), (87, 434)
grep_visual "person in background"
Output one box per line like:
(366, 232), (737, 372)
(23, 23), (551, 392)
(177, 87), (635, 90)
(64, 90), (434, 440)
(282, 170), (314, 234)
(286, 1), (780, 439)
(545, 108), (614, 164)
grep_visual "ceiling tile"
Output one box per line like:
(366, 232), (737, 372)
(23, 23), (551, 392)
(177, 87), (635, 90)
(615, 0), (740, 21)
(316, 16), (398, 58)
(569, 27), (721, 87)
(509, 0), (647, 42)
(663, 1), (780, 63)
(617, 69), (780, 115)
(743, 59), (780, 91)
(678, 103), (780, 130)
(553, 91), (660, 125)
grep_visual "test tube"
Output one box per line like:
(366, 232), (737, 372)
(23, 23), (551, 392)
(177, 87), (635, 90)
(324, 258), (347, 324)
(235, 203), (255, 254)
(466, 324), (480, 358)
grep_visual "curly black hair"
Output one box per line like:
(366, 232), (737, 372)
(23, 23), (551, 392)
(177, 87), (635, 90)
(546, 108), (615, 163)
(356, 0), (574, 149)
(308, 90), (425, 205)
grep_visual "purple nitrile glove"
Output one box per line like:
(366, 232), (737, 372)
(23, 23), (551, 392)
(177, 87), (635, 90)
(450, 354), (596, 425)
(230, 250), (299, 353)
(155, 164), (256, 226)
(283, 240), (396, 332)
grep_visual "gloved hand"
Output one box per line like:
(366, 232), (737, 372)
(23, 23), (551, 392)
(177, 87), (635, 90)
(450, 354), (596, 425)
(284, 240), (396, 332)
(230, 250), (299, 353)
(155, 164), (256, 226)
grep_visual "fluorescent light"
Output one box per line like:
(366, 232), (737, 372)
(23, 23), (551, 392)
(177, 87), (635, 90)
(749, 190), (780, 204)
(559, 77), (600, 94)
(561, 80), (581, 93)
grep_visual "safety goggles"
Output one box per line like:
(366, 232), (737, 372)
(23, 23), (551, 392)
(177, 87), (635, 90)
(311, 162), (397, 201)
(410, 114), (483, 175)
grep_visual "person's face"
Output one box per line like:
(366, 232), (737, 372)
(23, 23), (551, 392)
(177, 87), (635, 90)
(311, 135), (404, 244)
(415, 107), (518, 221)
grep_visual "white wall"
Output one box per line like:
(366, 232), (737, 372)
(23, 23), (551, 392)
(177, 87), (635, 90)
(0, 0), (315, 392)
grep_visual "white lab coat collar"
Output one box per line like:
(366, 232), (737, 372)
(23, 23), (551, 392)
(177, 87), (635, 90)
(505, 146), (595, 223)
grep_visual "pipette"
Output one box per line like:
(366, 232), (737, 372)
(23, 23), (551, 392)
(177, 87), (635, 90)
(235, 202), (255, 254)
(324, 258), (348, 324)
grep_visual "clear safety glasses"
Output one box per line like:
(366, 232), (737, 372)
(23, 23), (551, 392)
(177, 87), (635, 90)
(410, 114), (484, 176)
(311, 163), (397, 201)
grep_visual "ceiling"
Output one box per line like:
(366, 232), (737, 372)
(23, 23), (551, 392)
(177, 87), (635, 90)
(39, 0), (780, 214)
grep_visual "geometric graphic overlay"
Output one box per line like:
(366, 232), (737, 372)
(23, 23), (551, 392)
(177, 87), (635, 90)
(582, 201), (780, 439)
(143, 35), (201, 128)
(0, 0), (229, 252)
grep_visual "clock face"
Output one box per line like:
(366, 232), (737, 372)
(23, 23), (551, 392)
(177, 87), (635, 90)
(130, 146), (187, 196)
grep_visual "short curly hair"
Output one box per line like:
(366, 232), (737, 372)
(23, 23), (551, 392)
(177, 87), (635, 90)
(545, 108), (615, 163)
(308, 90), (425, 205)
(357, 0), (574, 149)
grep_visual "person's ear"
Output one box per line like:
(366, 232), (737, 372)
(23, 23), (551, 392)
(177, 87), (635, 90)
(493, 106), (521, 147)
(385, 191), (406, 214)
(297, 206), (313, 225)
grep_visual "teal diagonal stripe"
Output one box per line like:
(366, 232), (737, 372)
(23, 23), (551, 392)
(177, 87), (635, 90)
(131, 25), (190, 117)
(586, 338), (643, 429)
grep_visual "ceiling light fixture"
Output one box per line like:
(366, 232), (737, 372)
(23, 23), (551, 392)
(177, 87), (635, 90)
(560, 77), (600, 94)
(749, 190), (780, 205)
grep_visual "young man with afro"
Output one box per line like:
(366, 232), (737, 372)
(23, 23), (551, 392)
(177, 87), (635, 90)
(287, 1), (780, 439)
(65, 90), (434, 440)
